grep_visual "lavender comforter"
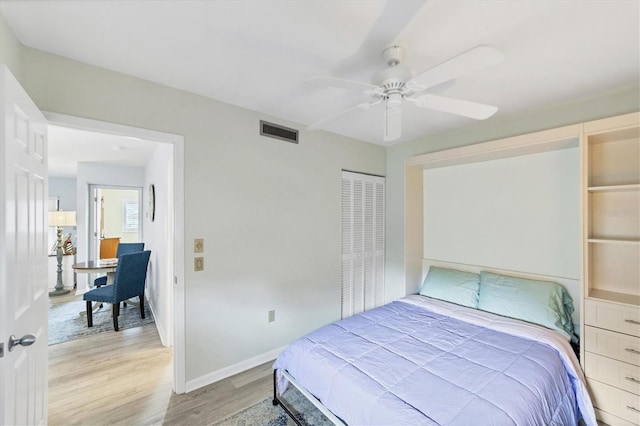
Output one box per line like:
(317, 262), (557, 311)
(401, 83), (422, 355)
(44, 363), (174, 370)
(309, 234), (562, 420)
(274, 295), (595, 425)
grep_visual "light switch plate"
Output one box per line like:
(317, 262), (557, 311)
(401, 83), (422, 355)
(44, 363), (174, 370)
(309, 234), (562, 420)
(194, 238), (204, 253)
(194, 257), (204, 271)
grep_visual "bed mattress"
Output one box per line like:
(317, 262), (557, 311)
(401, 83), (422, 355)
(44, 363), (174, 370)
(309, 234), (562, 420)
(273, 295), (595, 425)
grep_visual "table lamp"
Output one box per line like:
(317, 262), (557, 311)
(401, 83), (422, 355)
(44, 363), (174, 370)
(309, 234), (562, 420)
(49, 210), (76, 296)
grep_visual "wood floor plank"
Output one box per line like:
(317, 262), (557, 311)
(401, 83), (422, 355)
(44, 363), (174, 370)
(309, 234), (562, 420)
(48, 323), (274, 425)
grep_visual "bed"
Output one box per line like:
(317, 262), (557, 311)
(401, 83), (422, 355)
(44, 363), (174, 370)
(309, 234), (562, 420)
(272, 266), (596, 425)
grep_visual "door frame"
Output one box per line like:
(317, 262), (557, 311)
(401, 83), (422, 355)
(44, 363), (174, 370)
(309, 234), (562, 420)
(88, 185), (144, 261)
(44, 112), (187, 393)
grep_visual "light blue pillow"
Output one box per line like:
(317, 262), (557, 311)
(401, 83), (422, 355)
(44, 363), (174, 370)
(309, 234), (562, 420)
(478, 271), (576, 342)
(419, 267), (480, 308)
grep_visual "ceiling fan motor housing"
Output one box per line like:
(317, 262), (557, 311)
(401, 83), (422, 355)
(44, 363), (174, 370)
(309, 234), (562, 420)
(382, 45), (405, 66)
(372, 46), (416, 95)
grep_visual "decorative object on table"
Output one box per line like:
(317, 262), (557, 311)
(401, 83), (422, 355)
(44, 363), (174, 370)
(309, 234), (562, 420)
(63, 234), (75, 255)
(48, 210), (76, 296)
(83, 250), (151, 331)
(94, 242), (145, 288)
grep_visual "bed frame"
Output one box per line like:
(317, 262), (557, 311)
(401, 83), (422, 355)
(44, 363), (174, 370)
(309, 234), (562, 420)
(272, 369), (344, 425)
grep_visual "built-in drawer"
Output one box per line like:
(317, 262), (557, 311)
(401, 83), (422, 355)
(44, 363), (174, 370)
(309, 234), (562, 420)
(585, 299), (640, 337)
(589, 379), (640, 425)
(595, 407), (638, 426)
(585, 352), (640, 395)
(585, 326), (640, 366)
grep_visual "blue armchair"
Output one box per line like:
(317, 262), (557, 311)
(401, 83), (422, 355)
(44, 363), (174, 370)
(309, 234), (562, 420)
(94, 242), (145, 288)
(84, 250), (151, 331)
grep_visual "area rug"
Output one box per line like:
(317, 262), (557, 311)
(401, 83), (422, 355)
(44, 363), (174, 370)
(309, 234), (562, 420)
(48, 296), (154, 345)
(213, 386), (334, 426)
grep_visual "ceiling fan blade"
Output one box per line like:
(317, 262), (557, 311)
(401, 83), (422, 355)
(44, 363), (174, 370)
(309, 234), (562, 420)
(307, 100), (381, 131)
(384, 101), (402, 142)
(411, 45), (504, 91)
(410, 94), (498, 120)
(306, 76), (379, 93)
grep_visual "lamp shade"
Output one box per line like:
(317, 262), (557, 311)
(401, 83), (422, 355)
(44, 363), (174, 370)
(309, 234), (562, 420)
(49, 211), (76, 227)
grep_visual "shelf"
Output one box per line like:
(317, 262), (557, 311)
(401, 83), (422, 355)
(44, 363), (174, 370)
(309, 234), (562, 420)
(588, 243), (640, 299)
(587, 131), (639, 187)
(588, 238), (640, 245)
(588, 189), (640, 240)
(588, 289), (640, 307)
(588, 184), (640, 192)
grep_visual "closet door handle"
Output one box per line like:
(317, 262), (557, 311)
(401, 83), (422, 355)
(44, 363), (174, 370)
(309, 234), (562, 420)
(625, 348), (640, 355)
(624, 319), (640, 325)
(626, 406), (640, 414)
(625, 376), (640, 384)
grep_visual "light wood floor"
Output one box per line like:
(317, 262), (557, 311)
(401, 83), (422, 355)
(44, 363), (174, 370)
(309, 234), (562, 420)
(49, 323), (274, 425)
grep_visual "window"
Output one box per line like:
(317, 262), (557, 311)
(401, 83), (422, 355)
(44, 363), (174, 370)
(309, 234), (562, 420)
(123, 200), (139, 232)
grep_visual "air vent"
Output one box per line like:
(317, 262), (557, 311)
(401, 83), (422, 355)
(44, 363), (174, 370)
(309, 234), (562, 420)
(260, 120), (298, 144)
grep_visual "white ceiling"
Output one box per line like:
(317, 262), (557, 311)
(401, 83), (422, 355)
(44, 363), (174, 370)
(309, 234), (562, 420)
(2, 0), (639, 151)
(47, 125), (158, 178)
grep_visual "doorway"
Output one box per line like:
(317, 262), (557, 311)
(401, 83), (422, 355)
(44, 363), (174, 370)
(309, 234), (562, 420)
(89, 185), (143, 261)
(45, 112), (186, 393)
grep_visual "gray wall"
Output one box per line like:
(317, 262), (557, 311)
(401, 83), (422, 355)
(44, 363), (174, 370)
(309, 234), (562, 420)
(0, 12), (22, 83)
(12, 43), (385, 384)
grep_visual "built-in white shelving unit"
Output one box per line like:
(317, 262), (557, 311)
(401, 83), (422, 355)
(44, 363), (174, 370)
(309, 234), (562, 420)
(582, 112), (640, 426)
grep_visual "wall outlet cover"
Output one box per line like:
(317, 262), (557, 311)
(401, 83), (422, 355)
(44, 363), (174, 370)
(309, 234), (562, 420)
(194, 257), (204, 271)
(194, 238), (204, 253)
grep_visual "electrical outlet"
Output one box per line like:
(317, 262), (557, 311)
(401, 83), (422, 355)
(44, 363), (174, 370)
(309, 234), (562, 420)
(194, 257), (204, 271)
(194, 238), (204, 253)
(268, 310), (275, 323)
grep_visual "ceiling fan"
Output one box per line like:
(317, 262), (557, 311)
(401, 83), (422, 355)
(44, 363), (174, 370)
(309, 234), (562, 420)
(307, 45), (504, 142)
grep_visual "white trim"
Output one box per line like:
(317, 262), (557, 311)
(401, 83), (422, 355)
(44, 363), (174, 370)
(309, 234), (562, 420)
(185, 346), (286, 393)
(42, 111), (187, 393)
(405, 123), (580, 170)
(147, 296), (169, 347)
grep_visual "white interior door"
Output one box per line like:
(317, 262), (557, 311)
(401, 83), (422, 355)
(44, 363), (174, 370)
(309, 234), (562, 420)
(0, 65), (49, 425)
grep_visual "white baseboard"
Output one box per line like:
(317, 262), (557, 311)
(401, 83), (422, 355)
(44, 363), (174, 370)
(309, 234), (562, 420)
(185, 346), (286, 393)
(146, 297), (169, 347)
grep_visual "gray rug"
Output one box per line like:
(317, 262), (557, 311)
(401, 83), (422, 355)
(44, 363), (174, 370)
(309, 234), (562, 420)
(213, 386), (335, 426)
(48, 295), (154, 345)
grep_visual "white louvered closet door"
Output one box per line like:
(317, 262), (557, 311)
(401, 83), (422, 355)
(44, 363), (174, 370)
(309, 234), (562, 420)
(341, 171), (385, 319)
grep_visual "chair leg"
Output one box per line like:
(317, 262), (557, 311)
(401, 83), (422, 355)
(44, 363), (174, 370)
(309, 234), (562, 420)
(139, 293), (145, 319)
(112, 303), (120, 331)
(86, 301), (93, 327)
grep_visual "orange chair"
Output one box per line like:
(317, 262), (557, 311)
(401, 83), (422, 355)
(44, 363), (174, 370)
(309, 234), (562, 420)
(99, 237), (120, 259)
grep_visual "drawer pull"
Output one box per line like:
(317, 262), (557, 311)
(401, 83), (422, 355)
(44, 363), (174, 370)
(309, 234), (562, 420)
(625, 319), (640, 325)
(625, 376), (640, 384)
(627, 406), (640, 414)
(625, 348), (640, 355)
